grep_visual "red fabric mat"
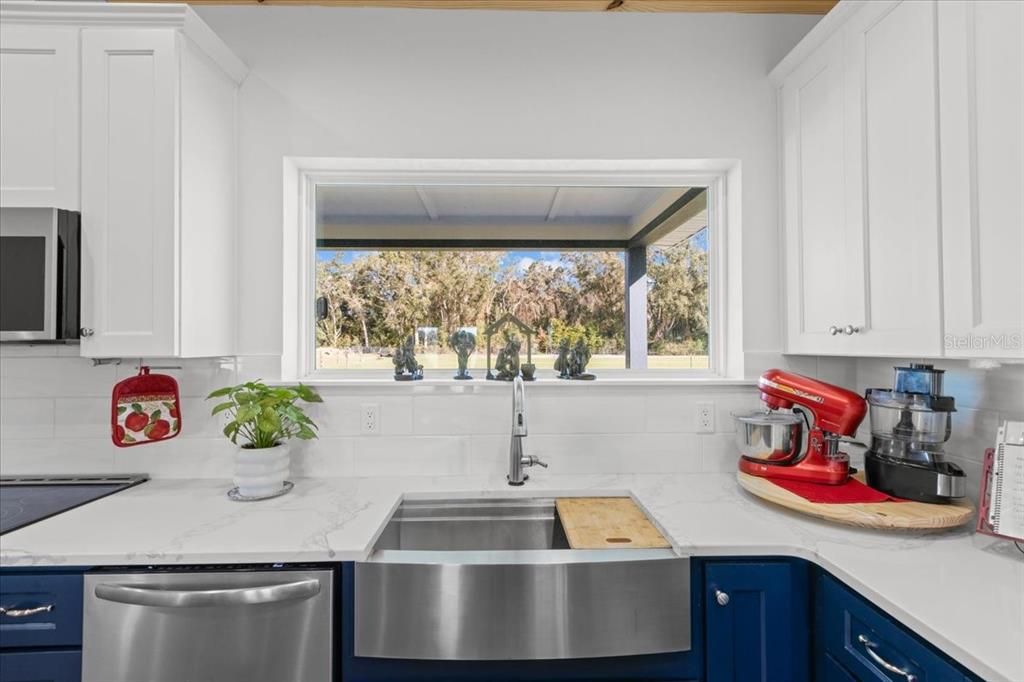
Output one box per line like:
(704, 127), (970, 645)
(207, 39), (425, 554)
(771, 477), (905, 504)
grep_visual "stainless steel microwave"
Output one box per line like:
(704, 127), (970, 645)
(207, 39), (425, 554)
(0, 207), (81, 341)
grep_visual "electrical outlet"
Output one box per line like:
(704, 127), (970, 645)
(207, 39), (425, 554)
(361, 403), (380, 435)
(696, 401), (715, 433)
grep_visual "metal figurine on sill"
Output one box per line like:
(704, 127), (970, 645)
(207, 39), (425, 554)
(555, 339), (596, 380)
(494, 335), (522, 381)
(449, 329), (476, 381)
(392, 336), (424, 381)
(483, 313), (535, 381)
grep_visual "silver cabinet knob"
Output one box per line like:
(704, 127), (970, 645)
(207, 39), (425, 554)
(828, 325), (841, 336)
(714, 589), (729, 606)
(843, 325), (861, 335)
(79, 327), (94, 338)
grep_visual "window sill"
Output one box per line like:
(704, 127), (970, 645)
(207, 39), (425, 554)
(279, 375), (755, 389)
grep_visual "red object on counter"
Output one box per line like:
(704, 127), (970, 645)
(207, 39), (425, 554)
(111, 366), (181, 447)
(770, 477), (906, 504)
(739, 369), (868, 486)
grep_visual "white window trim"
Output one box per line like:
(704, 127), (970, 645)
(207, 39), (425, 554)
(282, 157), (744, 384)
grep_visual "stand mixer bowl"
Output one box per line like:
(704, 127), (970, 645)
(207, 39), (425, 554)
(733, 412), (804, 463)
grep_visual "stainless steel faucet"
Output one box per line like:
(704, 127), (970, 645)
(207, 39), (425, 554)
(508, 376), (547, 486)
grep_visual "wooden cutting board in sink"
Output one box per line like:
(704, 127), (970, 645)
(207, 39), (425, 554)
(556, 497), (671, 549)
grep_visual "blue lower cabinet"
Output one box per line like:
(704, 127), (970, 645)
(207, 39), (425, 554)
(817, 573), (971, 682)
(704, 560), (811, 682)
(339, 563), (701, 682)
(0, 573), (83, 649)
(0, 650), (81, 682)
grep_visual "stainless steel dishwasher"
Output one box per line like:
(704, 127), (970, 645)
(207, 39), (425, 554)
(82, 567), (333, 682)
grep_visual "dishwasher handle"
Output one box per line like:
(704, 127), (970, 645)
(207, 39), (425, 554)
(94, 578), (321, 608)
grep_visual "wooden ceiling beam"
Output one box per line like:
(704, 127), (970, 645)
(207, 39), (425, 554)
(115, 0), (837, 15)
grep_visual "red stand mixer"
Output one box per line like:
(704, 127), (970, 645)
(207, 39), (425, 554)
(736, 369), (867, 485)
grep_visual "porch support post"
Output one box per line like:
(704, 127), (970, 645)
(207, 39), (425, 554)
(625, 246), (647, 369)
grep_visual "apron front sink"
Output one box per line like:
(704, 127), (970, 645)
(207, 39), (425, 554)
(355, 496), (691, 661)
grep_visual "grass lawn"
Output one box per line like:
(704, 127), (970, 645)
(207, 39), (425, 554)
(316, 348), (710, 371)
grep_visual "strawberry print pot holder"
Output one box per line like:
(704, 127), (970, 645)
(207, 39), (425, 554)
(112, 366), (181, 447)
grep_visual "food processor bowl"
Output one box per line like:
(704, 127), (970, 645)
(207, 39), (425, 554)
(866, 403), (952, 444)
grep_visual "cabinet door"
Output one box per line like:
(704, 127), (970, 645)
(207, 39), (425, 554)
(0, 650), (81, 682)
(80, 29), (179, 358)
(705, 561), (809, 682)
(938, 1), (1024, 359)
(844, 0), (944, 356)
(0, 26), (79, 209)
(781, 27), (865, 355)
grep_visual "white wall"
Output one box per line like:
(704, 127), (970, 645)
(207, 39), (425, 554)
(191, 6), (820, 358)
(3, 8), (822, 480)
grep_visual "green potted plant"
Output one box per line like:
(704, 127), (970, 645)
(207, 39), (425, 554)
(207, 381), (322, 499)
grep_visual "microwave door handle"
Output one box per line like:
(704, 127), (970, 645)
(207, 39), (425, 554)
(94, 579), (320, 608)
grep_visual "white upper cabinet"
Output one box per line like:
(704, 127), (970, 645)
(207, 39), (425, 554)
(0, 26), (79, 209)
(776, 0), (1020, 359)
(844, 0), (943, 357)
(937, 1), (1024, 359)
(78, 23), (244, 358)
(1, 4), (247, 359)
(780, 27), (865, 355)
(80, 29), (180, 358)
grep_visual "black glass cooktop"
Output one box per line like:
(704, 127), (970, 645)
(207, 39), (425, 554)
(0, 475), (148, 535)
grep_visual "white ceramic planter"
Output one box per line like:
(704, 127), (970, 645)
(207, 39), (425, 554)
(233, 442), (291, 498)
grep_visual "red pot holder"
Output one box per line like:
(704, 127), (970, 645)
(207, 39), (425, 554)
(111, 366), (182, 447)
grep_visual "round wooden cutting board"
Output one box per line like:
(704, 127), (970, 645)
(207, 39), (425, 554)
(736, 472), (974, 530)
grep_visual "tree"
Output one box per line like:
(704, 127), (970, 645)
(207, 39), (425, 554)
(497, 261), (571, 349)
(418, 251), (502, 338)
(316, 255), (366, 348)
(561, 252), (626, 352)
(647, 232), (709, 353)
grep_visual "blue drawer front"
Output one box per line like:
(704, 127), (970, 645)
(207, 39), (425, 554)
(0, 574), (83, 649)
(818, 652), (857, 682)
(818, 574), (963, 682)
(0, 649), (81, 682)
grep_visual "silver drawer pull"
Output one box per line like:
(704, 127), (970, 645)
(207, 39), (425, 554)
(0, 604), (54, 618)
(95, 579), (320, 608)
(714, 589), (730, 606)
(858, 634), (917, 681)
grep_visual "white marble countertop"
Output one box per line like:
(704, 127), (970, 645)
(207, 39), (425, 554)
(2, 473), (1021, 681)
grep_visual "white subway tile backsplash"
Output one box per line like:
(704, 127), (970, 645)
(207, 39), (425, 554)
(413, 393), (506, 435)
(290, 438), (355, 477)
(1, 356), (118, 398)
(4, 347), (1016, 485)
(53, 398), (110, 439)
(699, 433), (741, 473)
(0, 438), (117, 474)
(0, 398), (54, 439)
(307, 395), (413, 436)
(112, 438), (236, 478)
(529, 390), (647, 434)
(352, 436), (470, 476)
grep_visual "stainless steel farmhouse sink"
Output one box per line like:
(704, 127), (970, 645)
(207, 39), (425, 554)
(355, 497), (690, 661)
